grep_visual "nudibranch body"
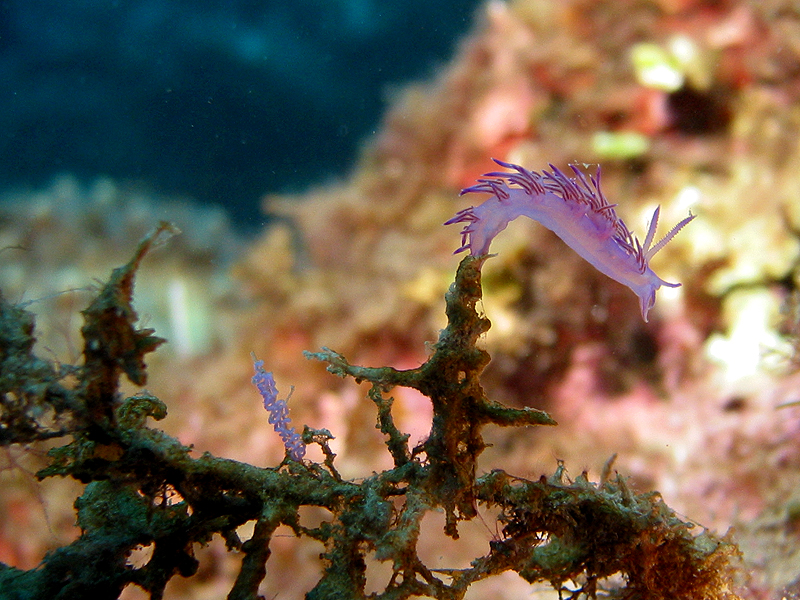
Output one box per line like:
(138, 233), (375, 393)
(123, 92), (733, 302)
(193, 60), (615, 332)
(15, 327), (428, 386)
(445, 159), (695, 322)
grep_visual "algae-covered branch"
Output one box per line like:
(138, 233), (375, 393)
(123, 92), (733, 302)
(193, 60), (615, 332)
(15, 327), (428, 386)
(0, 226), (740, 600)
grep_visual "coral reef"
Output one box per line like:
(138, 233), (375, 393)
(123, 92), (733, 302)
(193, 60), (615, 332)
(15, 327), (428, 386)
(227, 2), (800, 596)
(0, 225), (740, 599)
(0, 175), (242, 361)
(4, 1), (800, 598)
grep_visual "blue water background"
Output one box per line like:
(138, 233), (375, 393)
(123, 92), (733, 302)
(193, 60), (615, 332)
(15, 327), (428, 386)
(0, 0), (482, 230)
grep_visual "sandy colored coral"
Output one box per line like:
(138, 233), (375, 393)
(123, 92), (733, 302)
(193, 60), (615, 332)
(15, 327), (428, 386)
(2, 0), (800, 598)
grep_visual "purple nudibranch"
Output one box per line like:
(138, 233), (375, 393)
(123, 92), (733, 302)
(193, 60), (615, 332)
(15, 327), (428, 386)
(251, 354), (305, 461)
(445, 158), (695, 322)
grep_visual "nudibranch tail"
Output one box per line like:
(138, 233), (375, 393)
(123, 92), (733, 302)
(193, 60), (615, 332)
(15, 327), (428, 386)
(445, 158), (696, 322)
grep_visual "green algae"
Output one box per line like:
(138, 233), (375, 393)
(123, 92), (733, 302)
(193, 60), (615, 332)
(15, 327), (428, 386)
(0, 225), (740, 600)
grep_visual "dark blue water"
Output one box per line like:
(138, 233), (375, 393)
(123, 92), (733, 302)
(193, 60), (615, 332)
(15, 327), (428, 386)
(0, 0), (482, 230)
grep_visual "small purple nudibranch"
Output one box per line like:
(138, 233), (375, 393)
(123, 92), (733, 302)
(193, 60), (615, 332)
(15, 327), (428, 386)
(251, 354), (306, 461)
(445, 159), (695, 322)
